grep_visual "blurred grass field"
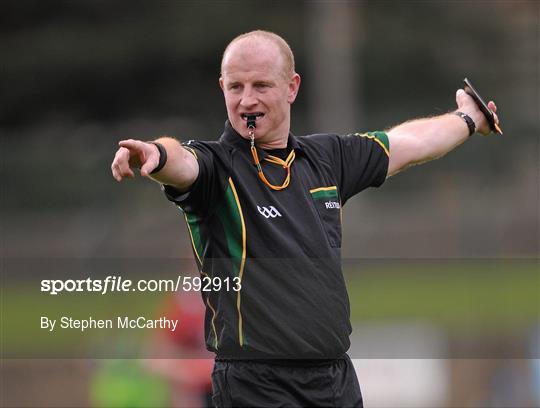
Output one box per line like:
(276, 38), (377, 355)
(345, 260), (539, 332)
(2, 260), (538, 356)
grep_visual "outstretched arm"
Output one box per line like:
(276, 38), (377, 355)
(387, 89), (499, 177)
(111, 137), (199, 191)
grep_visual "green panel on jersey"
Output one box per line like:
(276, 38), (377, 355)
(310, 187), (338, 201)
(216, 180), (246, 347)
(216, 184), (243, 277)
(185, 212), (203, 264)
(367, 131), (390, 151)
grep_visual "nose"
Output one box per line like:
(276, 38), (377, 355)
(240, 86), (257, 109)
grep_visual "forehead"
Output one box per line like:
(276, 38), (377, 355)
(222, 38), (284, 81)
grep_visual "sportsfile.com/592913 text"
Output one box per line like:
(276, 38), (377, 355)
(40, 275), (241, 295)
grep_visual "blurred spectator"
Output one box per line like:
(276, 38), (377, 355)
(146, 291), (214, 407)
(90, 359), (169, 408)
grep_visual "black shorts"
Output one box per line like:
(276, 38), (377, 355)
(211, 355), (363, 407)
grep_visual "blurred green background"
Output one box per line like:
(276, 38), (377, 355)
(1, 1), (538, 407)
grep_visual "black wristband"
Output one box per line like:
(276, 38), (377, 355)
(454, 111), (476, 136)
(147, 142), (167, 174)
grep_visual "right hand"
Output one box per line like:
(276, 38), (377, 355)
(111, 139), (160, 182)
(455, 89), (500, 136)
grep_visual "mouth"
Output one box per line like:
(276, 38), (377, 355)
(241, 112), (265, 122)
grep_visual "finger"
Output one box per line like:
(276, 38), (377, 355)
(111, 161), (128, 181)
(118, 153), (136, 178)
(114, 166), (134, 180)
(455, 89), (464, 104)
(119, 139), (152, 169)
(111, 162), (128, 182)
(114, 148), (129, 174)
(486, 101), (500, 129)
(140, 157), (158, 177)
(140, 143), (160, 177)
(111, 150), (124, 181)
(455, 89), (471, 108)
(113, 147), (136, 178)
(492, 111), (499, 125)
(111, 163), (122, 182)
(119, 139), (147, 153)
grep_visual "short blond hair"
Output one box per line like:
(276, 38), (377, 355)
(221, 30), (296, 79)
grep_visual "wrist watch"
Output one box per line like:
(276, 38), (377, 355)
(454, 111), (476, 136)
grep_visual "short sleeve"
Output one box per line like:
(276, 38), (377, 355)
(162, 140), (230, 215)
(336, 131), (390, 204)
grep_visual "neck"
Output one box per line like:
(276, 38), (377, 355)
(260, 120), (290, 149)
(231, 120), (290, 149)
(257, 137), (288, 150)
(238, 129), (289, 149)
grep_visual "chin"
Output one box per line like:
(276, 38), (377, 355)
(231, 121), (245, 133)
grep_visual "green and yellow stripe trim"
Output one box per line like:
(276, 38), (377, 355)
(355, 131), (390, 157)
(183, 212), (203, 265)
(310, 185), (342, 222)
(310, 185), (338, 200)
(218, 177), (248, 347)
(183, 145), (198, 159)
(183, 177), (248, 348)
(183, 213), (219, 349)
(201, 271), (219, 350)
(227, 178), (247, 347)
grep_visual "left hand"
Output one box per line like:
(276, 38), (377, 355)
(455, 89), (499, 135)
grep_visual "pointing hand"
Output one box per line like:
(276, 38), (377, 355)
(111, 139), (160, 181)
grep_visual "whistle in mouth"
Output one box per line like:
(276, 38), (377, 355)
(246, 114), (257, 129)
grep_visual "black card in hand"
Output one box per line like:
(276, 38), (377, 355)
(463, 78), (503, 134)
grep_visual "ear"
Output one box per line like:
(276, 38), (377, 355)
(287, 73), (301, 104)
(219, 77), (224, 91)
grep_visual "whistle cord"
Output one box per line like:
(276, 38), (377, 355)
(249, 126), (295, 191)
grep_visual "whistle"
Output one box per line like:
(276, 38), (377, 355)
(246, 114), (257, 129)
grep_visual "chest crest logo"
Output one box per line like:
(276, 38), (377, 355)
(257, 206), (282, 219)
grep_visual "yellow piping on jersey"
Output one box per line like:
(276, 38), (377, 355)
(309, 186), (337, 194)
(354, 133), (390, 157)
(183, 146), (198, 159)
(228, 177), (247, 347)
(183, 212), (202, 265)
(201, 271), (219, 350)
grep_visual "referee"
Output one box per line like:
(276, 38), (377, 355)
(111, 30), (499, 407)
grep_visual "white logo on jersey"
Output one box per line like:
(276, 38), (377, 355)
(257, 206), (282, 219)
(325, 201), (341, 209)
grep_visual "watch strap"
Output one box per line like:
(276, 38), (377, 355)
(147, 141), (168, 174)
(454, 111), (476, 136)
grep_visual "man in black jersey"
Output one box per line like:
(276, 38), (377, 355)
(111, 30), (499, 407)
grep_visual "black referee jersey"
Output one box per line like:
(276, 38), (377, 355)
(163, 120), (389, 360)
